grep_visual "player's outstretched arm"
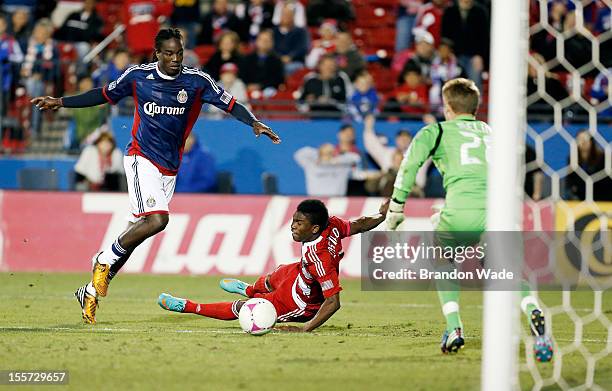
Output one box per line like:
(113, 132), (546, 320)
(31, 88), (108, 111)
(229, 101), (281, 144)
(348, 198), (390, 235)
(302, 292), (341, 332)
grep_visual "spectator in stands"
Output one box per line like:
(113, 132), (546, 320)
(525, 144), (545, 201)
(391, 67), (429, 115)
(92, 48), (132, 116)
(9, 7), (30, 54)
(198, 0), (240, 45)
(209, 62), (248, 118)
(272, 0), (306, 28)
(414, 0), (447, 47)
(74, 131), (124, 192)
(22, 18), (60, 137)
(365, 149), (405, 197)
(177, 27), (201, 68)
(395, 0), (424, 52)
(562, 10), (593, 73)
(526, 53), (568, 116)
(53, 0), (104, 58)
(564, 130), (612, 201)
(349, 70), (379, 122)
(429, 38), (463, 112)
(362, 114), (427, 196)
(170, 0), (201, 49)
(219, 63), (247, 102)
(294, 143), (360, 196)
(0, 14), (24, 107)
(176, 133), (217, 193)
(240, 29), (285, 93)
(590, 68), (612, 117)
(299, 54), (352, 114)
(204, 31), (241, 81)
(395, 29), (435, 81)
(305, 19), (337, 69)
(441, 0), (489, 91)
(306, 0), (354, 26)
(235, 0), (274, 43)
(273, 4), (309, 75)
(123, 0), (174, 59)
(594, 3), (611, 34)
(334, 32), (364, 81)
(335, 124), (360, 156)
(69, 76), (107, 148)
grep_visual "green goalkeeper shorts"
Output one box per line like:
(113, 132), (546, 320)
(433, 208), (486, 247)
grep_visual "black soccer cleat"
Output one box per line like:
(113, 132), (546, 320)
(530, 309), (546, 336)
(441, 328), (465, 354)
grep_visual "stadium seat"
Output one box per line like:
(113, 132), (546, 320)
(17, 168), (59, 191)
(262, 172), (278, 194)
(194, 45), (217, 65)
(354, 7), (396, 28)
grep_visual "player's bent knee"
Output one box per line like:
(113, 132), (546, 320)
(146, 213), (169, 233)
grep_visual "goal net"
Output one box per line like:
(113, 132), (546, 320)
(485, 0), (611, 389)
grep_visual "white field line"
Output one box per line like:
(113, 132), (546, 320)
(0, 295), (601, 313)
(0, 326), (608, 343)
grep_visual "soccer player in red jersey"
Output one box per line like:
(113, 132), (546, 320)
(158, 198), (389, 331)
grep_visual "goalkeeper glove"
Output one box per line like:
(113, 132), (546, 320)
(386, 199), (405, 230)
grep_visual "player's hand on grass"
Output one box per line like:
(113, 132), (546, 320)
(386, 199), (405, 230)
(253, 121), (281, 144)
(274, 325), (304, 332)
(31, 96), (62, 111)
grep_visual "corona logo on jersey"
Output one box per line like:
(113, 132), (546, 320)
(555, 201), (612, 285)
(143, 102), (186, 117)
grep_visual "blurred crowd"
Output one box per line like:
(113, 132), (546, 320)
(0, 0), (609, 200)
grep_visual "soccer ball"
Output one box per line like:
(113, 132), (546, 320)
(238, 298), (277, 336)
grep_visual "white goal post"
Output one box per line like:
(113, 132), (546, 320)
(482, 0), (529, 390)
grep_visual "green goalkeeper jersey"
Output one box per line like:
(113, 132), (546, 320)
(392, 115), (491, 210)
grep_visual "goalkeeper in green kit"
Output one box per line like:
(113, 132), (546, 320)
(386, 78), (553, 359)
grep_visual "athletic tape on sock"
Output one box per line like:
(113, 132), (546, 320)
(521, 295), (540, 313)
(442, 301), (460, 315)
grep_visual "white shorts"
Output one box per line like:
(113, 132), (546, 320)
(124, 155), (176, 223)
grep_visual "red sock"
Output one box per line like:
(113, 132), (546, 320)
(184, 300), (239, 320)
(246, 275), (268, 297)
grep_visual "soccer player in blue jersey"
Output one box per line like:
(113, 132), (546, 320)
(31, 28), (281, 324)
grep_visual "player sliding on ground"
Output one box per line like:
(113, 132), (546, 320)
(158, 198), (389, 331)
(31, 28), (280, 324)
(385, 78), (553, 356)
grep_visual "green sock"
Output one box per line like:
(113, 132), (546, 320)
(520, 280), (540, 316)
(436, 277), (462, 332)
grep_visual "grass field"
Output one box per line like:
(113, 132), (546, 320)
(0, 272), (610, 390)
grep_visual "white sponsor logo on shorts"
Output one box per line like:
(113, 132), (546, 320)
(143, 102), (186, 117)
(146, 196), (156, 208)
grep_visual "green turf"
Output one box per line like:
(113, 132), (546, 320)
(0, 273), (610, 390)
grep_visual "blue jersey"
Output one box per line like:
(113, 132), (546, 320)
(102, 62), (236, 175)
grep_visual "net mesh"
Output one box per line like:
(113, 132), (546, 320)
(520, 1), (611, 389)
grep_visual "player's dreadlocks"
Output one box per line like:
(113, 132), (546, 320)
(297, 199), (329, 231)
(152, 28), (183, 61)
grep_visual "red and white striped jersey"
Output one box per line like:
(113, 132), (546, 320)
(296, 216), (351, 305)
